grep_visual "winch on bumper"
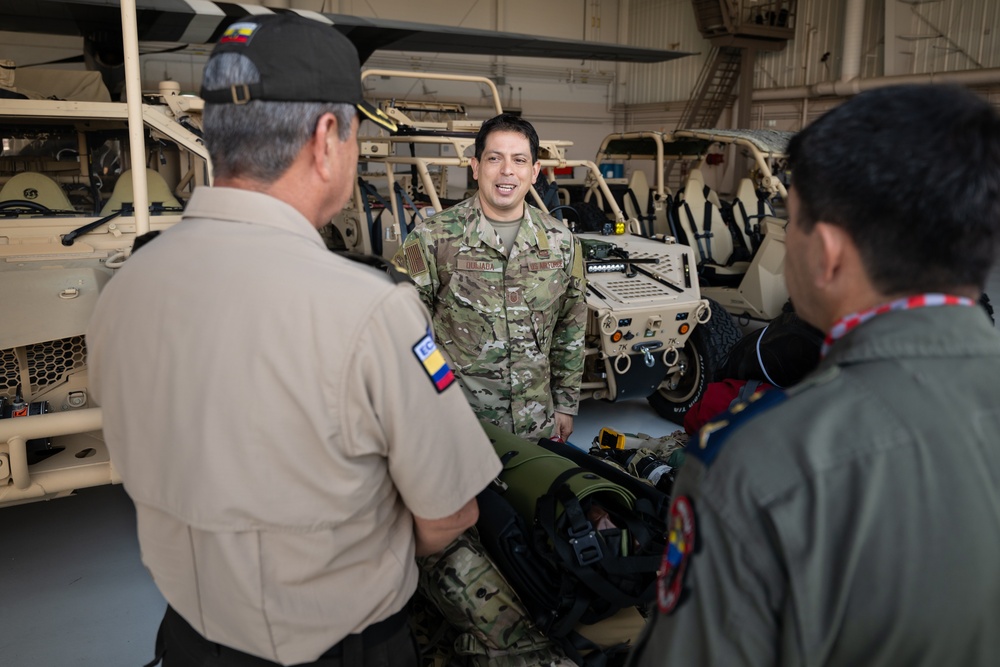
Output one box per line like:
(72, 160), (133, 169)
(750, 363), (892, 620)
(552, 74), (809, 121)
(579, 232), (710, 413)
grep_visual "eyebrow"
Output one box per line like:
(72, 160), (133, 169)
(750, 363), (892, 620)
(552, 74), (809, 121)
(483, 150), (531, 159)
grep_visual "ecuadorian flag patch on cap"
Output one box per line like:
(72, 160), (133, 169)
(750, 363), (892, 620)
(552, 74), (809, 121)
(220, 22), (259, 44)
(413, 330), (455, 393)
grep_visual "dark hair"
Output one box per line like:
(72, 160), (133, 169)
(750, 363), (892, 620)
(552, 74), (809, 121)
(788, 84), (1000, 293)
(474, 113), (540, 163)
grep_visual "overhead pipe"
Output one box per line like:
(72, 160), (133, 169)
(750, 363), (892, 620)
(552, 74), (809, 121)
(753, 67), (1000, 102)
(841, 0), (867, 83)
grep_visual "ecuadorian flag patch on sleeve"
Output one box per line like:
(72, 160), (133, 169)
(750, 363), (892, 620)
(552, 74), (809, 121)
(220, 22), (259, 44)
(413, 330), (455, 393)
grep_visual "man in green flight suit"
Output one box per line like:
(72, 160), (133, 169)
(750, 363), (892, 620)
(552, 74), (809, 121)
(394, 113), (586, 441)
(626, 84), (1000, 666)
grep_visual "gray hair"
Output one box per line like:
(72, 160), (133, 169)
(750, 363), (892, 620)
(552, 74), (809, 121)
(202, 52), (355, 181)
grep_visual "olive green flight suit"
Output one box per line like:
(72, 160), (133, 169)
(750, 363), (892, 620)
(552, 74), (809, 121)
(628, 305), (1000, 666)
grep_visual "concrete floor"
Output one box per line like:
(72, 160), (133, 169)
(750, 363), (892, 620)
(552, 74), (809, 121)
(3, 266), (998, 666)
(0, 397), (670, 666)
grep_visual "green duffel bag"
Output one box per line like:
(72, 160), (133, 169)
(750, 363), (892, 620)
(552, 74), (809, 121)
(485, 421), (636, 536)
(479, 422), (668, 649)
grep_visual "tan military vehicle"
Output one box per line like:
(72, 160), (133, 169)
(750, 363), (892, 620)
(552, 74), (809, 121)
(330, 70), (740, 424)
(0, 66), (208, 509)
(0, 2), (693, 510)
(592, 128), (794, 324)
(0, 67), (733, 508)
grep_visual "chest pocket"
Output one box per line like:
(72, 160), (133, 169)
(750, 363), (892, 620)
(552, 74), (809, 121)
(437, 265), (503, 365)
(523, 269), (566, 353)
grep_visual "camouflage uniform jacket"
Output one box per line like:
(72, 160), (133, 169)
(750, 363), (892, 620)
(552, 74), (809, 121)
(394, 194), (586, 440)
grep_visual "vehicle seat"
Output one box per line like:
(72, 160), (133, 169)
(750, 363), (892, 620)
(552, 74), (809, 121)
(623, 169), (654, 236)
(0, 172), (74, 211)
(677, 176), (748, 284)
(101, 168), (181, 215)
(687, 168), (721, 208)
(731, 178), (774, 253)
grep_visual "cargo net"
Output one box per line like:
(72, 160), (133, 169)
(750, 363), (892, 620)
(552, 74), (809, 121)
(0, 335), (86, 399)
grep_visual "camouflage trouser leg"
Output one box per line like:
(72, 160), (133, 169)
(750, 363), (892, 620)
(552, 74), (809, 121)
(413, 528), (576, 667)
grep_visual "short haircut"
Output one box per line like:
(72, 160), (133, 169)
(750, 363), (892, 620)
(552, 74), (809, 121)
(202, 52), (355, 182)
(788, 83), (1000, 294)
(474, 113), (540, 163)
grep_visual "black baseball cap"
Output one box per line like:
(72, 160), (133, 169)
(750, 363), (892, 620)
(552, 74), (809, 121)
(199, 14), (396, 132)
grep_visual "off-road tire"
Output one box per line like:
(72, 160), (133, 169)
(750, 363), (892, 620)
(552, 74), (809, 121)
(646, 298), (742, 424)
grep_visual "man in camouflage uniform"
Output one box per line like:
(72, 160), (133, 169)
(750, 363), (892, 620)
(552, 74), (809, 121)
(394, 114), (586, 441)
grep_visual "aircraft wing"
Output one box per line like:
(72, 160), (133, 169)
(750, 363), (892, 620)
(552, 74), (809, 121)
(0, 0), (691, 64)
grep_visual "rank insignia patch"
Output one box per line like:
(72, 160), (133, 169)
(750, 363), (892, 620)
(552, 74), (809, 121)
(657, 495), (696, 615)
(412, 330), (455, 393)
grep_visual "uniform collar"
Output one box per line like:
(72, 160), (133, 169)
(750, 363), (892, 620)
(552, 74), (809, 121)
(462, 193), (548, 255)
(820, 302), (995, 368)
(184, 186), (326, 249)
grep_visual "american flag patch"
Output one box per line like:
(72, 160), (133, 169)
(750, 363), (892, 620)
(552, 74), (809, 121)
(220, 22), (258, 44)
(404, 244), (428, 276)
(412, 330), (455, 393)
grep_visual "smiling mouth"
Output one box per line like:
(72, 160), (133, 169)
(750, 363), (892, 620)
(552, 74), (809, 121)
(496, 184), (516, 194)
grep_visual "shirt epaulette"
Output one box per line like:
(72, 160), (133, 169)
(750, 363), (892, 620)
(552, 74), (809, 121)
(336, 251), (413, 285)
(685, 388), (788, 468)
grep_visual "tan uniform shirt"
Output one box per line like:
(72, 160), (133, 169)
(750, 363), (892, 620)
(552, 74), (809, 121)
(87, 188), (501, 666)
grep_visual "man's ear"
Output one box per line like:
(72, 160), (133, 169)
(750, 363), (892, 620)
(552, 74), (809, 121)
(812, 221), (886, 320)
(311, 112), (338, 180)
(813, 221), (850, 288)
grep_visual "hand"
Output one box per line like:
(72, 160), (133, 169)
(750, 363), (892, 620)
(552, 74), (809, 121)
(554, 412), (574, 442)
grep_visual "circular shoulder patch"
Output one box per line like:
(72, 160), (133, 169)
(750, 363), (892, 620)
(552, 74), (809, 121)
(657, 495), (697, 615)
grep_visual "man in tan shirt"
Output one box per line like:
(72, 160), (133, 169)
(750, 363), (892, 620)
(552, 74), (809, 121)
(87, 14), (500, 667)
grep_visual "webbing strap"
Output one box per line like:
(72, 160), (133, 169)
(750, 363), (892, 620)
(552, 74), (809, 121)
(392, 182), (425, 243)
(625, 188), (653, 237)
(681, 200), (709, 263)
(736, 198), (753, 241)
(735, 196), (766, 252)
(536, 476), (656, 613)
(357, 177), (392, 257)
(700, 198), (716, 263)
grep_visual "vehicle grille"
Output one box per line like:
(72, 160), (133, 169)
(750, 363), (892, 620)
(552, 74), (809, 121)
(0, 336), (87, 399)
(601, 278), (677, 302)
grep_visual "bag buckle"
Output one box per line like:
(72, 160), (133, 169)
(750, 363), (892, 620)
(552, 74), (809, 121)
(567, 525), (603, 566)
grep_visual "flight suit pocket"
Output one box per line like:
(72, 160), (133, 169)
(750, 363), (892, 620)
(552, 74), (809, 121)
(524, 271), (563, 354)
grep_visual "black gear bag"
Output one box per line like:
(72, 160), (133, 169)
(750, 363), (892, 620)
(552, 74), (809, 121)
(475, 422), (670, 666)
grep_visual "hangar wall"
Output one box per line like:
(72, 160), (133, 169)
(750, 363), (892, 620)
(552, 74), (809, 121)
(622, 0), (1000, 133)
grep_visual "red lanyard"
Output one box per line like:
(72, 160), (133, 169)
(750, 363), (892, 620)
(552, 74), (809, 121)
(822, 293), (976, 357)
